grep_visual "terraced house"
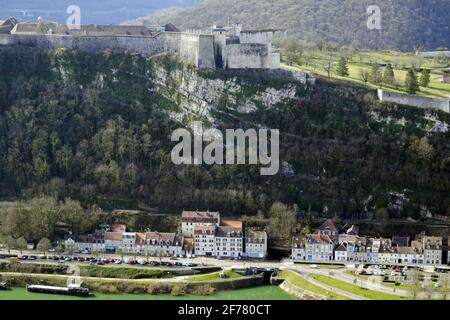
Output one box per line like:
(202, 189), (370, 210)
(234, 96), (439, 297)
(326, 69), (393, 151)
(134, 232), (185, 257)
(293, 220), (445, 266)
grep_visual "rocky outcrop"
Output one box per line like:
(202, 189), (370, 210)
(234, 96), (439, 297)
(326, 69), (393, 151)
(151, 57), (300, 124)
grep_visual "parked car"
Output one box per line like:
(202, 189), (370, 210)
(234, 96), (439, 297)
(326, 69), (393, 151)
(18, 256), (28, 260)
(114, 259), (122, 264)
(96, 261), (105, 266)
(48, 248), (56, 252)
(28, 256), (37, 260)
(137, 259), (147, 265)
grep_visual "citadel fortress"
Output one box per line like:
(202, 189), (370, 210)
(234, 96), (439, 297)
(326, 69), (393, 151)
(0, 17), (448, 113)
(0, 17), (288, 71)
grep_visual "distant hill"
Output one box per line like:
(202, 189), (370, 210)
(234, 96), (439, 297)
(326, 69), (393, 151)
(126, 0), (450, 51)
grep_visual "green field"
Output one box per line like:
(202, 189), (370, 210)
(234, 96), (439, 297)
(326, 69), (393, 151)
(279, 270), (349, 300)
(0, 285), (296, 300)
(185, 270), (242, 281)
(283, 49), (450, 99)
(312, 274), (407, 300)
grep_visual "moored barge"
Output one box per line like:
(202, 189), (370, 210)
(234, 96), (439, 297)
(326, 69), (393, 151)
(27, 284), (90, 297)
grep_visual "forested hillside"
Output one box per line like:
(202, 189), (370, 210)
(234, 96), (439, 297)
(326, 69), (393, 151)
(0, 47), (449, 220)
(127, 0), (450, 51)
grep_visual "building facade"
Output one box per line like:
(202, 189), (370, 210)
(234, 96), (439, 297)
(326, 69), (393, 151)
(181, 210), (220, 238)
(193, 226), (216, 256)
(245, 230), (267, 259)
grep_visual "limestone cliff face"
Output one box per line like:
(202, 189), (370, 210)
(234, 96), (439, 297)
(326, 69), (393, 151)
(150, 57), (300, 124)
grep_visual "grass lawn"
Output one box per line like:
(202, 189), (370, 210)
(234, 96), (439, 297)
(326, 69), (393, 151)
(185, 270), (242, 281)
(279, 270), (349, 300)
(312, 274), (408, 300)
(381, 281), (410, 290)
(80, 265), (173, 279)
(282, 49), (450, 100)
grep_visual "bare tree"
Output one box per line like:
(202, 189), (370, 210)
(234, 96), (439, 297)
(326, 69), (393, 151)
(408, 269), (422, 300)
(323, 53), (335, 78)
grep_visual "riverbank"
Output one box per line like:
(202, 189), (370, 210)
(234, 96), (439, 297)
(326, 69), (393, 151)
(0, 286), (296, 300)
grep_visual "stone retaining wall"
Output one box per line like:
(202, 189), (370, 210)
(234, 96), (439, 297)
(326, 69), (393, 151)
(378, 89), (450, 113)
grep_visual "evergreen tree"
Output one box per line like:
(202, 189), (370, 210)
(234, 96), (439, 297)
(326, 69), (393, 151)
(369, 63), (381, 84)
(382, 63), (396, 86)
(336, 57), (349, 77)
(405, 68), (420, 94)
(305, 204), (313, 234)
(419, 69), (431, 87)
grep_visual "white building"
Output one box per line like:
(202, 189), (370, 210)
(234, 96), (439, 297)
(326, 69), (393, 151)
(334, 243), (348, 261)
(193, 226), (216, 256)
(121, 232), (136, 253)
(292, 234), (335, 262)
(215, 221), (244, 258)
(181, 210), (220, 238)
(71, 230), (106, 253)
(292, 235), (306, 261)
(104, 232), (123, 253)
(135, 232), (184, 257)
(245, 230), (267, 259)
(421, 236), (443, 265)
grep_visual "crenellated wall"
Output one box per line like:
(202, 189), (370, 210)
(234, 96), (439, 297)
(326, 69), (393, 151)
(0, 30), (286, 71)
(378, 89), (450, 113)
(0, 33), (165, 56)
(240, 30), (287, 45)
(0, 32), (218, 70)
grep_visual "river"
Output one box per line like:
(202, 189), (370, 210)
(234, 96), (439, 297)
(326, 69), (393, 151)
(0, 285), (296, 300)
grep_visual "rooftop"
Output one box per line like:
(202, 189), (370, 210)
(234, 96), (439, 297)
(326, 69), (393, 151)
(216, 226), (242, 238)
(182, 210), (220, 222)
(193, 225), (216, 235)
(220, 220), (242, 228)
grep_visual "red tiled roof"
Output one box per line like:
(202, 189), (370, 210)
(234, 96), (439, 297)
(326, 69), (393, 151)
(220, 220), (242, 228)
(182, 210), (220, 223)
(111, 224), (126, 233)
(193, 226), (216, 235)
